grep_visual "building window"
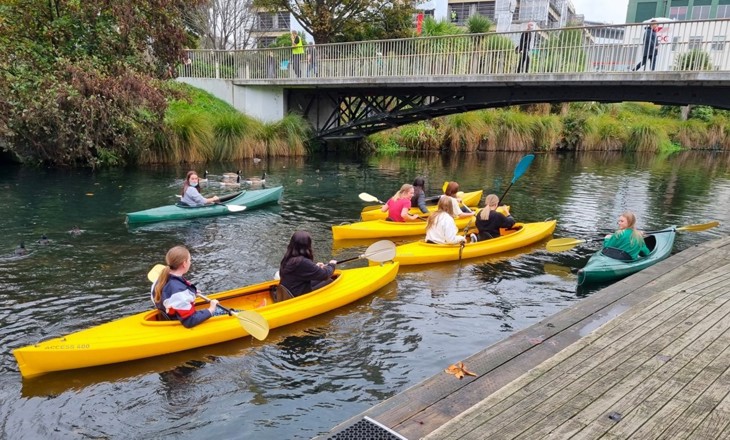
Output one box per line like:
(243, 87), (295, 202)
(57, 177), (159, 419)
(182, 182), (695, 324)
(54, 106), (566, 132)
(691, 5), (710, 19)
(671, 36), (680, 51)
(276, 12), (290, 29)
(717, 5), (730, 18)
(688, 36), (703, 50)
(257, 12), (274, 30)
(711, 35), (725, 51)
(669, 6), (687, 20)
(422, 9), (435, 17)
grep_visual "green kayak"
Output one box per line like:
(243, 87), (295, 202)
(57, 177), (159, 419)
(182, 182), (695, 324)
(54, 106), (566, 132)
(577, 227), (676, 286)
(126, 186), (283, 224)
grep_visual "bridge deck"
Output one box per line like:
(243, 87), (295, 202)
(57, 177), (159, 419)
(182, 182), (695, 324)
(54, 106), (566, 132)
(318, 235), (730, 439)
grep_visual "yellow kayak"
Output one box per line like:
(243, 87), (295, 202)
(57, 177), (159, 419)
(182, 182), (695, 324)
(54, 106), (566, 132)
(13, 263), (399, 378)
(333, 215), (477, 240)
(389, 220), (556, 265)
(360, 190), (483, 221)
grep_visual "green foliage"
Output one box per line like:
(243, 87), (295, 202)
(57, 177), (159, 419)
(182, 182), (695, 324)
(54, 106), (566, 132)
(421, 17), (463, 37)
(497, 111), (534, 151)
(366, 132), (405, 154)
(443, 112), (486, 152)
(587, 115), (628, 150)
(674, 49), (712, 71)
(532, 115), (562, 151)
(466, 14), (493, 34)
(533, 28), (587, 73)
(254, 0), (417, 44)
(396, 122), (441, 150)
(560, 113), (592, 150)
(626, 120), (668, 152)
(689, 106), (714, 122)
(338, 2), (418, 41)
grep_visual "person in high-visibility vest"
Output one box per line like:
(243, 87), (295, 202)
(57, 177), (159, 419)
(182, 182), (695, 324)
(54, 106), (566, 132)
(290, 30), (304, 77)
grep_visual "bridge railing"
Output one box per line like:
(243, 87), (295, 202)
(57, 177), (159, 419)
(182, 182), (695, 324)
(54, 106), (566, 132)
(180, 19), (730, 80)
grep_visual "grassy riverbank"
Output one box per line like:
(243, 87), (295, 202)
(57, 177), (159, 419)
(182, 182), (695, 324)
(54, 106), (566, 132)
(366, 102), (730, 154)
(139, 82), (310, 165)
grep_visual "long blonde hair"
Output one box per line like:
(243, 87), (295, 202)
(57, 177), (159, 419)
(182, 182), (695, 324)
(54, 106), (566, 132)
(479, 194), (500, 220)
(391, 184), (414, 201)
(618, 211), (644, 246)
(427, 196), (457, 230)
(153, 246), (190, 303)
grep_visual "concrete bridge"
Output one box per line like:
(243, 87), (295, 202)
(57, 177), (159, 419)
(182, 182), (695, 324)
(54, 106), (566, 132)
(179, 19), (730, 140)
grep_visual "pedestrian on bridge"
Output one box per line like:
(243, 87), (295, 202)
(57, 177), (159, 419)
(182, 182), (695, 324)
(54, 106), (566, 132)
(634, 20), (659, 71)
(516, 22), (534, 73)
(291, 30), (304, 77)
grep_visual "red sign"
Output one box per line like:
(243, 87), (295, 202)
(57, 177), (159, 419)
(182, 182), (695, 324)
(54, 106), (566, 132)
(416, 12), (424, 35)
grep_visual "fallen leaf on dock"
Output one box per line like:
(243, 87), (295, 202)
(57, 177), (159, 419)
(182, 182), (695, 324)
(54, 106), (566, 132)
(445, 361), (477, 379)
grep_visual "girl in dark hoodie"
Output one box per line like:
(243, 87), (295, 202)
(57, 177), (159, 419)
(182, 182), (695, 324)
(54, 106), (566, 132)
(279, 231), (337, 296)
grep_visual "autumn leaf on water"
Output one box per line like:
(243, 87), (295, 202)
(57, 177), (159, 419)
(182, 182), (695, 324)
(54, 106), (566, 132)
(444, 361), (478, 380)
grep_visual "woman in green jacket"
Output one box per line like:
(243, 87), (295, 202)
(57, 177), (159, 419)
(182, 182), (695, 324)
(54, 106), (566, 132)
(603, 211), (651, 261)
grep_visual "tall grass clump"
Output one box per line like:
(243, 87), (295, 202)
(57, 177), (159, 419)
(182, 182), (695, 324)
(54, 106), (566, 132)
(673, 119), (708, 149)
(496, 110), (534, 151)
(587, 115), (628, 150)
(366, 132), (405, 154)
(442, 112), (486, 152)
(259, 113), (311, 156)
(626, 120), (668, 152)
(397, 121), (441, 150)
(212, 112), (264, 161)
(707, 116), (730, 149)
(165, 110), (214, 163)
(475, 110), (499, 150)
(532, 114), (562, 151)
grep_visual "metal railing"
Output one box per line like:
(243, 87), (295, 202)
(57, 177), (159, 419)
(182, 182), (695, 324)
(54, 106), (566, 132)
(178, 19), (730, 80)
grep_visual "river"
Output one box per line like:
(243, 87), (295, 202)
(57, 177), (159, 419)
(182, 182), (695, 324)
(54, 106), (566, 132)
(1, 151), (729, 439)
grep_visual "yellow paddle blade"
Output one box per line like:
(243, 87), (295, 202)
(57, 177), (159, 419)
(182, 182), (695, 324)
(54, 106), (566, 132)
(233, 310), (269, 341)
(676, 221), (719, 232)
(442, 181), (449, 192)
(358, 192), (383, 203)
(545, 237), (586, 252)
(148, 264), (166, 283)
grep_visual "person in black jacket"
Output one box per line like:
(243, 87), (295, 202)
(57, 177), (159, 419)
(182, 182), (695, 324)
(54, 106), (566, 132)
(279, 231), (336, 296)
(473, 194), (516, 242)
(411, 177), (429, 214)
(516, 22), (534, 73)
(634, 20), (659, 71)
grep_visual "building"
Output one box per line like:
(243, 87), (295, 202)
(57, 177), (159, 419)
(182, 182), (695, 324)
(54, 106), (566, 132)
(418, 0), (580, 32)
(249, 11), (311, 48)
(626, 0), (730, 23)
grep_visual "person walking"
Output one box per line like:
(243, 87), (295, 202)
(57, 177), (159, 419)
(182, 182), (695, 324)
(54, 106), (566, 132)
(634, 20), (660, 71)
(516, 22), (534, 73)
(290, 30), (304, 77)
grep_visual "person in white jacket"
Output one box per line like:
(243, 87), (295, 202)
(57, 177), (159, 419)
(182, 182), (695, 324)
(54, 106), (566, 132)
(425, 196), (467, 244)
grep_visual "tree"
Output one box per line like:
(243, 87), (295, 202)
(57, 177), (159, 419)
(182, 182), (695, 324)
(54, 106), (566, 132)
(253, 0), (417, 44)
(185, 0), (258, 50)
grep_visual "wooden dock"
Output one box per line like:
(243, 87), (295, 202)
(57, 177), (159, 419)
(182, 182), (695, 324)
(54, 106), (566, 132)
(319, 235), (730, 440)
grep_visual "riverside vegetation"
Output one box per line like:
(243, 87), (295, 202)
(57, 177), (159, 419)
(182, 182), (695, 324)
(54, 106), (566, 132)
(1, 1), (727, 167)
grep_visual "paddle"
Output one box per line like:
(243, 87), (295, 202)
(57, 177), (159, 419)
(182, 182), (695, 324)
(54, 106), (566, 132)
(499, 154), (535, 203)
(147, 265), (269, 340)
(274, 240), (396, 279)
(545, 221), (720, 253)
(335, 239), (396, 264)
(359, 192), (385, 204)
(222, 204), (246, 213)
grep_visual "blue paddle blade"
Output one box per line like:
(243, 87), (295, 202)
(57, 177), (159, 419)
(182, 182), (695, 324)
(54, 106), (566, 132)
(511, 154), (535, 183)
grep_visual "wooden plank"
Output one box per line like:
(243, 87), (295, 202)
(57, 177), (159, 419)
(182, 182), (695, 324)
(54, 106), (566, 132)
(424, 269), (727, 438)
(524, 293), (730, 440)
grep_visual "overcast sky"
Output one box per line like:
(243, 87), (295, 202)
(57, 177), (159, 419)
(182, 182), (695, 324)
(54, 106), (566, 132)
(571, 0), (630, 24)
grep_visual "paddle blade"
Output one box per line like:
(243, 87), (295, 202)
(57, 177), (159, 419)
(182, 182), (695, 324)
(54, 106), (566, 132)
(147, 264), (166, 283)
(546, 237), (587, 253)
(364, 240), (397, 262)
(226, 204), (247, 213)
(676, 220), (719, 232)
(234, 310), (270, 340)
(442, 181), (449, 192)
(359, 192), (383, 204)
(511, 154), (535, 183)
